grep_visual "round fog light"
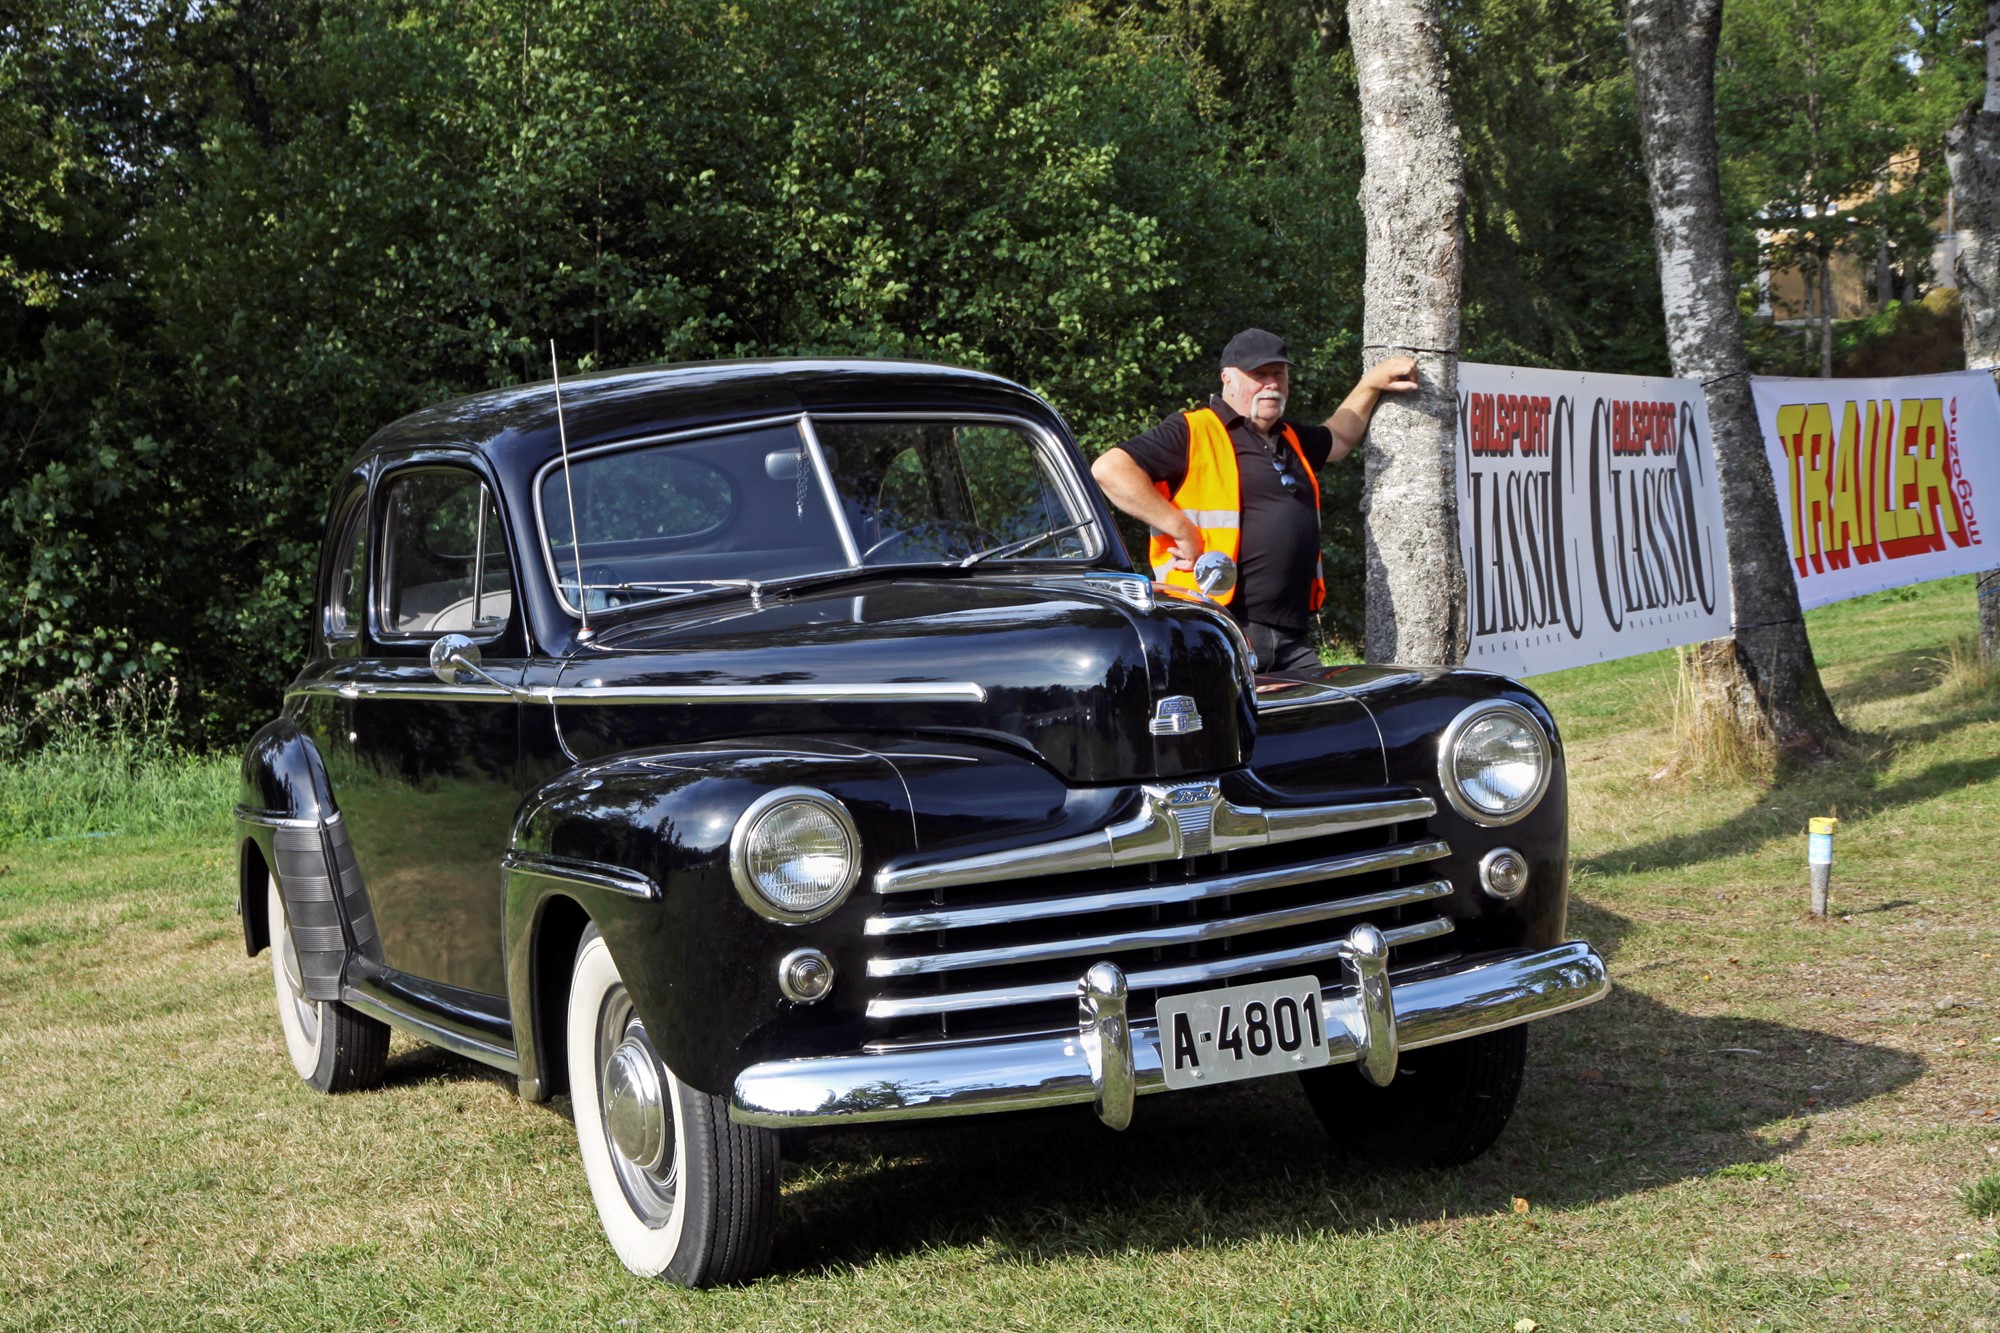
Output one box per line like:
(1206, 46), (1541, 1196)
(1480, 847), (1530, 901)
(779, 948), (834, 1003)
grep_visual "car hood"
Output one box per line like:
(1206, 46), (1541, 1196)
(550, 572), (1276, 783)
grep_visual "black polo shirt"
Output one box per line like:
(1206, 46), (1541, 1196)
(1116, 394), (1334, 633)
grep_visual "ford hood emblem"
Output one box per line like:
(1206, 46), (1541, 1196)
(1149, 695), (1203, 736)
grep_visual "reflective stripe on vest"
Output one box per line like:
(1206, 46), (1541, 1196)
(1148, 408), (1325, 612)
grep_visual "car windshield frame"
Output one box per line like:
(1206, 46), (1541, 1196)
(530, 409), (1104, 622)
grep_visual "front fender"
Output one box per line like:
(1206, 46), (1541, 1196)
(506, 740), (916, 1098)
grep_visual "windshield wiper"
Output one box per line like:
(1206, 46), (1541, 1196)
(957, 520), (1094, 567)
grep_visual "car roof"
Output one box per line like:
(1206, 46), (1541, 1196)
(351, 359), (1066, 475)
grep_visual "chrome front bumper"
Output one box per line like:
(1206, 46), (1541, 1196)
(729, 935), (1609, 1129)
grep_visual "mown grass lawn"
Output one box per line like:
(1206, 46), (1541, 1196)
(1, 578), (1995, 1331)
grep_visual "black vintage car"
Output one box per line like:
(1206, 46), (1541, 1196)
(235, 359), (1607, 1285)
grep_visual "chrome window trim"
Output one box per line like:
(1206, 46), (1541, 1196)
(728, 787), (863, 924)
(1436, 698), (1553, 826)
(372, 465), (515, 647)
(873, 793), (1435, 895)
(795, 413), (861, 566)
(864, 915), (1456, 1019)
(867, 878), (1455, 977)
(864, 839), (1451, 936)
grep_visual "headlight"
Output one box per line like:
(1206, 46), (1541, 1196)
(729, 788), (861, 922)
(1438, 701), (1552, 826)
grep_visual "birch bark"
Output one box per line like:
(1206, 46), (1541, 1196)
(1348, 0), (1467, 665)
(1627, 0), (1843, 752)
(1945, 0), (2000, 662)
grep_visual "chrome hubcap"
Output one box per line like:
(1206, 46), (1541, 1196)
(603, 1037), (667, 1170)
(596, 985), (678, 1227)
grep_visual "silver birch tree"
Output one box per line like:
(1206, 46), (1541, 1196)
(1946, 0), (2000, 663)
(1348, 0), (1467, 665)
(1627, 0), (1844, 753)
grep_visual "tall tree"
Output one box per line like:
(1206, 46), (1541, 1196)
(1348, 0), (1468, 665)
(1946, 0), (2000, 662)
(1626, 0), (1843, 755)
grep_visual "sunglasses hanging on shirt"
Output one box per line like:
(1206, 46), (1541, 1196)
(1268, 453), (1298, 490)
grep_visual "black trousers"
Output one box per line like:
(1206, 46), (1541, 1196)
(1242, 620), (1320, 672)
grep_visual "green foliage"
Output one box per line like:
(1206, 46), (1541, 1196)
(0, 0), (1967, 743)
(0, 674), (232, 842)
(1965, 1173), (2000, 1220)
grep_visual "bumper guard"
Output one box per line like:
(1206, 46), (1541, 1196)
(730, 934), (1609, 1129)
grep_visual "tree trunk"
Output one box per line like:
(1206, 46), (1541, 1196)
(1818, 247), (1834, 378)
(1627, 0), (1844, 754)
(1946, 0), (2000, 664)
(1349, 0), (1467, 666)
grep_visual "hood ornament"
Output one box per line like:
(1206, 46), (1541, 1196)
(1149, 695), (1204, 736)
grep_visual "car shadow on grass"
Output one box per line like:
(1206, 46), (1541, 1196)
(764, 909), (1923, 1276)
(1575, 748), (2000, 878)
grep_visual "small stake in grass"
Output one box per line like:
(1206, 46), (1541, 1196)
(1808, 816), (1839, 917)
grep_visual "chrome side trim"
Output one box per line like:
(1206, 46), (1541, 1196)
(873, 793), (1436, 895)
(864, 912), (1455, 1019)
(863, 840), (1452, 936)
(233, 806), (333, 831)
(732, 940), (1609, 1127)
(547, 681), (988, 706)
(1252, 681), (1352, 713)
(341, 989), (522, 1075)
(866, 880), (1454, 978)
(287, 679), (989, 706)
(500, 851), (659, 901)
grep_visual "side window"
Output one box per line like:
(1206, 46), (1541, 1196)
(324, 494), (368, 643)
(379, 470), (514, 638)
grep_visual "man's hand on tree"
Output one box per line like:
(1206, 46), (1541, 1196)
(1364, 355), (1420, 393)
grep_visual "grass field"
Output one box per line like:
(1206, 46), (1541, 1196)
(1, 577), (1995, 1331)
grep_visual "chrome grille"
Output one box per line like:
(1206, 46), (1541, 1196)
(864, 788), (1455, 1040)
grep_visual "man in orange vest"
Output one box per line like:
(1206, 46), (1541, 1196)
(1091, 328), (1418, 670)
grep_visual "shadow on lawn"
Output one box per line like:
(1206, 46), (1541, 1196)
(1576, 746), (1999, 879)
(765, 903), (1922, 1276)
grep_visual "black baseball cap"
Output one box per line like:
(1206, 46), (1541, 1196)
(1220, 328), (1291, 371)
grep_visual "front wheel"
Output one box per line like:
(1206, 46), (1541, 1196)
(566, 927), (779, 1285)
(1299, 1025), (1527, 1168)
(267, 875), (388, 1093)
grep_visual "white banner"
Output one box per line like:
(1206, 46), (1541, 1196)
(1749, 372), (1997, 610)
(1456, 363), (1733, 678)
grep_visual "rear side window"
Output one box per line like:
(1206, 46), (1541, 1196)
(324, 493), (368, 642)
(379, 470), (514, 638)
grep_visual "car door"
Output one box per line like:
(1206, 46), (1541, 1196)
(337, 455), (525, 1006)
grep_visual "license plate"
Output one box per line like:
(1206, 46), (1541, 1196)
(1155, 973), (1330, 1090)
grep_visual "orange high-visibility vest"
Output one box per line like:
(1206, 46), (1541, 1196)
(1148, 408), (1325, 611)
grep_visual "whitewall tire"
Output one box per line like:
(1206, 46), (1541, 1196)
(267, 874), (387, 1093)
(567, 926), (779, 1285)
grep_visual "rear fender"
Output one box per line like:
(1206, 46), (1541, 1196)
(234, 719), (378, 999)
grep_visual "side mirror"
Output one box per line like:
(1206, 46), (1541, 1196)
(429, 633), (479, 685)
(1193, 551), (1237, 600)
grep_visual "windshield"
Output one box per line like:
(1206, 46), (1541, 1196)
(538, 416), (1097, 613)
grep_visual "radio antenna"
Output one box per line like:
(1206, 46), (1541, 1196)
(550, 341), (591, 641)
